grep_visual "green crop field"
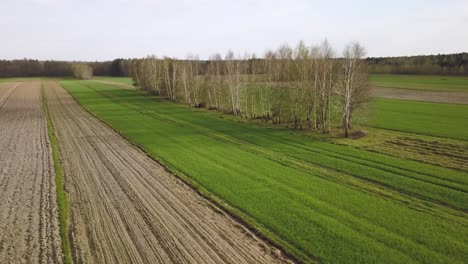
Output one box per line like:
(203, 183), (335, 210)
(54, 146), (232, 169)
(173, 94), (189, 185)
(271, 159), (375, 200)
(58, 80), (468, 264)
(370, 98), (468, 140)
(369, 74), (468, 92)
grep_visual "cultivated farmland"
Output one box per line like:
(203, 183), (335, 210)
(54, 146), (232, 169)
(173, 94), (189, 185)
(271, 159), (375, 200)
(369, 74), (468, 92)
(58, 79), (468, 264)
(2, 1), (467, 263)
(43, 81), (286, 264)
(370, 74), (468, 104)
(370, 98), (468, 140)
(0, 73), (466, 264)
(0, 82), (62, 263)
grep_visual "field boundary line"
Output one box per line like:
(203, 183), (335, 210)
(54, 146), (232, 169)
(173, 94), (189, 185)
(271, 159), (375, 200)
(371, 85), (468, 93)
(91, 80), (136, 90)
(41, 82), (73, 264)
(369, 125), (468, 142)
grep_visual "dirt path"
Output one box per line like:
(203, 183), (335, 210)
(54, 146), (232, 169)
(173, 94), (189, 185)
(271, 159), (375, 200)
(93, 80), (135, 89)
(43, 81), (287, 264)
(0, 82), (62, 263)
(371, 86), (468, 104)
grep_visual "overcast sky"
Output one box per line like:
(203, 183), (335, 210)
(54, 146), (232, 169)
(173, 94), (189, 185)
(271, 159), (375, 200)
(1, 0), (467, 61)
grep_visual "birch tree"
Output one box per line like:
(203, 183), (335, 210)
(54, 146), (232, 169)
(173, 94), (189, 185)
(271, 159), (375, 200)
(128, 59), (142, 87)
(307, 46), (320, 129)
(207, 53), (222, 110)
(289, 41), (309, 129)
(72, 63), (93, 79)
(260, 50), (275, 121)
(248, 53), (258, 119)
(180, 61), (192, 105)
(146, 55), (161, 94)
(315, 40), (335, 133)
(336, 42), (370, 137)
(225, 50), (242, 115)
(190, 54), (202, 107)
(163, 57), (178, 101)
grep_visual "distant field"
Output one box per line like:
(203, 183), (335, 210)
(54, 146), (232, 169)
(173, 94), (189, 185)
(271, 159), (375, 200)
(371, 98), (468, 140)
(0, 77), (43, 83)
(0, 76), (133, 86)
(59, 80), (468, 264)
(369, 74), (468, 92)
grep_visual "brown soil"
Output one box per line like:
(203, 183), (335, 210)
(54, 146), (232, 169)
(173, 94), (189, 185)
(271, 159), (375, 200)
(371, 86), (468, 104)
(0, 82), (63, 263)
(0, 82), (19, 108)
(349, 130), (368, 139)
(43, 81), (288, 264)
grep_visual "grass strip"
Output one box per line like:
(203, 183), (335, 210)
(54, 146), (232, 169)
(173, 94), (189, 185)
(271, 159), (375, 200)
(41, 82), (73, 264)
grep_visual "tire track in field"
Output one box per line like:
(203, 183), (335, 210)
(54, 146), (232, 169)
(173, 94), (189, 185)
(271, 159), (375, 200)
(0, 82), (19, 110)
(91, 80), (135, 90)
(43, 81), (287, 264)
(0, 82), (62, 264)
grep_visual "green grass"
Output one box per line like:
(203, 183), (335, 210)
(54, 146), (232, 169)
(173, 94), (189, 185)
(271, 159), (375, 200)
(41, 84), (73, 264)
(369, 74), (468, 92)
(59, 80), (468, 264)
(370, 98), (468, 140)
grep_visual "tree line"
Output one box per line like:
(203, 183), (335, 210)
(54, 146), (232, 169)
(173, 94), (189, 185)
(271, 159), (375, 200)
(0, 60), (72, 77)
(0, 59), (124, 78)
(367, 53), (468, 75)
(2, 53), (465, 79)
(127, 41), (370, 137)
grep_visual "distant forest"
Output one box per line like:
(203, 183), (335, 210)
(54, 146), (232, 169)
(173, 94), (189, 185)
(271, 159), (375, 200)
(0, 59), (126, 78)
(0, 53), (467, 78)
(366, 53), (468, 75)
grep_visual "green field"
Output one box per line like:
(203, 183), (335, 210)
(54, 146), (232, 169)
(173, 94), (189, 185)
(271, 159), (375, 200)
(59, 80), (468, 264)
(369, 74), (468, 92)
(370, 98), (468, 140)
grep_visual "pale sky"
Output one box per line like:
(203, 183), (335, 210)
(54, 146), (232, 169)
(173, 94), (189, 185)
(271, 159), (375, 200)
(1, 0), (467, 61)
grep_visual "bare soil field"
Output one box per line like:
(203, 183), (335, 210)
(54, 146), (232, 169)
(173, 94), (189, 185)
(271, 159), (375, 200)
(43, 81), (286, 264)
(0, 82), (19, 108)
(371, 86), (468, 104)
(0, 82), (62, 263)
